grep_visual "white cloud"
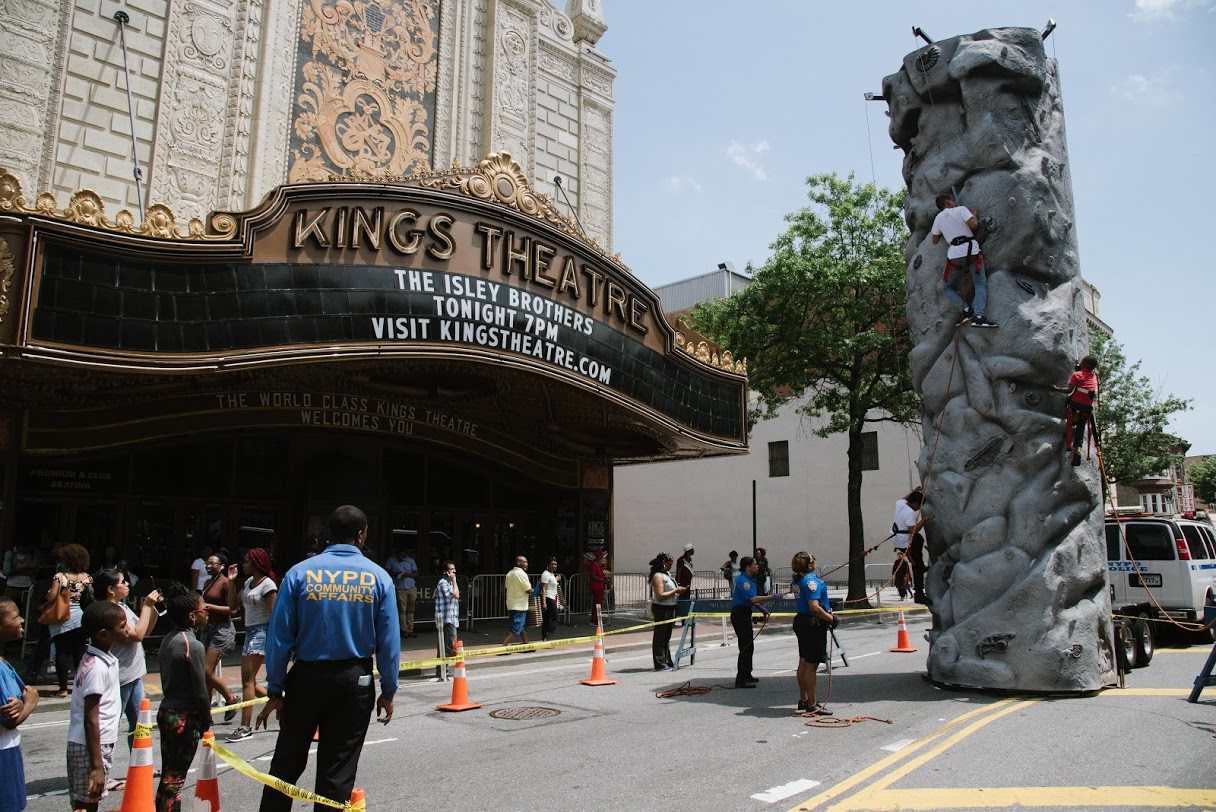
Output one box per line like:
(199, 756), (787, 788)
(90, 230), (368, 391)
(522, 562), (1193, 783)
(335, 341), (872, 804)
(662, 175), (703, 195)
(727, 140), (770, 181)
(1110, 67), (1179, 103)
(1129, 0), (1213, 21)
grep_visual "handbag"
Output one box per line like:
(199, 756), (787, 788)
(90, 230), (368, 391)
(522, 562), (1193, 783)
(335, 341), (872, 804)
(38, 576), (70, 626)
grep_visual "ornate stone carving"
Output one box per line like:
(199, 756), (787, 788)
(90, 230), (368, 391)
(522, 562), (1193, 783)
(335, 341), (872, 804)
(0, 236), (14, 324)
(565, 0), (606, 45)
(538, 44), (576, 82)
(491, 1), (533, 173)
(672, 320), (746, 374)
(0, 167), (221, 240)
(287, 0), (441, 182)
(250, 0), (302, 200)
(537, 2), (573, 41)
(883, 28), (1111, 692)
(0, 0), (58, 183)
(182, 5), (232, 71)
(219, 0), (262, 203)
(579, 101), (611, 248)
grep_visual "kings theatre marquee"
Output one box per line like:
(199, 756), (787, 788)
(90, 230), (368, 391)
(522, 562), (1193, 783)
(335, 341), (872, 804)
(0, 154), (747, 500)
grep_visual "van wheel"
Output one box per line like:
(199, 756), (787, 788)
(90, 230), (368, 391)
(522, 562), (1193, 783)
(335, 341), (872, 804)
(1115, 621), (1137, 671)
(1132, 617), (1154, 667)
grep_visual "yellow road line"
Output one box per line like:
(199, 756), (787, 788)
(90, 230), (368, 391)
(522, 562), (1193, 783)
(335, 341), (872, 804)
(786, 700), (1017, 812)
(853, 786), (1216, 809)
(830, 700), (1037, 812)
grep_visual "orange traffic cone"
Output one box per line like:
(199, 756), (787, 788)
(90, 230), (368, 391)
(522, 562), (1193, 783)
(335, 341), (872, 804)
(580, 616), (617, 686)
(193, 731), (221, 811)
(349, 788), (366, 810)
(889, 609), (918, 653)
(436, 641), (482, 712)
(119, 697), (155, 812)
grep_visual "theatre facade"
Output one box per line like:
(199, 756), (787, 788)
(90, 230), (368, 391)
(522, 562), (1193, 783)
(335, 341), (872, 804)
(0, 156), (747, 582)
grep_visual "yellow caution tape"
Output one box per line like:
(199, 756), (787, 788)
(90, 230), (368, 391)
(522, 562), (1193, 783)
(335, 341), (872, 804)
(206, 738), (364, 810)
(210, 696), (270, 715)
(133, 722), (155, 738)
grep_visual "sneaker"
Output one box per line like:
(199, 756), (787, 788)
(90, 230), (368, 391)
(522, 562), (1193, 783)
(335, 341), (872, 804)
(226, 726), (253, 742)
(956, 308), (973, 326)
(810, 704), (833, 716)
(224, 706), (238, 722)
(1071, 448), (1083, 466)
(796, 700), (809, 713)
(970, 316), (998, 328)
(734, 680), (756, 689)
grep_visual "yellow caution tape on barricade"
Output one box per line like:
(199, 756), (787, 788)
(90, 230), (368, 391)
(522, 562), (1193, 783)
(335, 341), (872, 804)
(133, 722), (155, 738)
(382, 606), (929, 673)
(207, 737), (361, 811)
(210, 696), (270, 715)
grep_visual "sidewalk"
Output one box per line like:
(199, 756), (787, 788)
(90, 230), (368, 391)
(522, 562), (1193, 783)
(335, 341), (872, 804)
(25, 587), (920, 714)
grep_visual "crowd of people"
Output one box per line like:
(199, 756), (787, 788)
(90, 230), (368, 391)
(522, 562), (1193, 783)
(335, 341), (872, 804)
(0, 493), (934, 810)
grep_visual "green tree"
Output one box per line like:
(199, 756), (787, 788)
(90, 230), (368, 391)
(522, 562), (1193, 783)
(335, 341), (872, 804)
(692, 173), (916, 606)
(1090, 332), (1190, 484)
(1188, 456), (1216, 506)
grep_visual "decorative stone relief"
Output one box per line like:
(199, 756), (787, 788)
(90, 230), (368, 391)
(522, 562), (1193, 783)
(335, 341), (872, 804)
(580, 101), (611, 249)
(0, 236), (14, 324)
(467, 0), (490, 163)
(581, 65), (612, 98)
(248, 0), (302, 203)
(565, 0), (605, 45)
(491, 1), (534, 173)
(882, 28), (1111, 693)
(0, 0), (59, 184)
(287, 0), (441, 182)
(537, 1), (573, 41)
(538, 44), (576, 82)
(151, 0), (240, 223)
(218, 0), (262, 203)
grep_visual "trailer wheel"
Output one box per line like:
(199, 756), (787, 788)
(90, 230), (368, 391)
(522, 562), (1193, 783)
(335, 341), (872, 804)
(1132, 617), (1153, 667)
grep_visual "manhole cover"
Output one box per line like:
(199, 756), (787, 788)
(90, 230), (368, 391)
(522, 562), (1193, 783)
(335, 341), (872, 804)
(488, 706), (561, 720)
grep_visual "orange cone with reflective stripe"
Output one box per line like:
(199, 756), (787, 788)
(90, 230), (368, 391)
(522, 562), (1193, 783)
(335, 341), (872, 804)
(192, 732), (221, 811)
(437, 641), (482, 711)
(580, 614), (617, 686)
(349, 788), (366, 810)
(890, 610), (918, 653)
(119, 697), (155, 812)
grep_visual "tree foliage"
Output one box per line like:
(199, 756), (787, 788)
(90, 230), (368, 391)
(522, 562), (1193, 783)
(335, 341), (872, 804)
(1188, 456), (1216, 506)
(1090, 332), (1190, 484)
(691, 173), (915, 604)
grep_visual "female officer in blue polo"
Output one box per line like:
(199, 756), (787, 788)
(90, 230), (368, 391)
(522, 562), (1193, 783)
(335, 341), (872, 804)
(791, 551), (836, 715)
(731, 556), (777, 688)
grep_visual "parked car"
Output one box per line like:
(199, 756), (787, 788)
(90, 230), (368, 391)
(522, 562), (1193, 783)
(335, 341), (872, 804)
(1105, 511), (1216, 652)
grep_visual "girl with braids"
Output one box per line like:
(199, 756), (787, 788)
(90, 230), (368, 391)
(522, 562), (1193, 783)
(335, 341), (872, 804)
(224, 548), (277, 742)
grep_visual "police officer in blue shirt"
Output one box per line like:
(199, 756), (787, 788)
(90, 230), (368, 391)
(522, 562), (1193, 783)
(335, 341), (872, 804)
(256, 505), (400, 811)
(731, 556), (777, 688)
(791, 551), (836, 715)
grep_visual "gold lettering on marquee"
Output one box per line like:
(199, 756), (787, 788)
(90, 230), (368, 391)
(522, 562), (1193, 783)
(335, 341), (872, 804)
(532, 241), (556, 288)
(351, 207), (382, 250)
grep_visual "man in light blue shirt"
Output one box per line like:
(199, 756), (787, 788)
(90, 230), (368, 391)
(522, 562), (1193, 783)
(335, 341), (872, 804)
(256, 505), (399, 812)
(385, 547), (419, 638)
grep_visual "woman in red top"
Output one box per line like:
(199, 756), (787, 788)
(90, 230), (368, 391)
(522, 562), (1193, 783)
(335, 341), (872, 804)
(1055, 356), (1099, 466)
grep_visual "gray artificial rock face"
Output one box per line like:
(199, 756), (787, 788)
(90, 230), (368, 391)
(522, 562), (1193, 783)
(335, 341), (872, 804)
(882, 27), (1115, 692)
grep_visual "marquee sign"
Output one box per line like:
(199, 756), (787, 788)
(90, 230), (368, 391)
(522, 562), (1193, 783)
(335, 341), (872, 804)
(0, 154), (747, 454)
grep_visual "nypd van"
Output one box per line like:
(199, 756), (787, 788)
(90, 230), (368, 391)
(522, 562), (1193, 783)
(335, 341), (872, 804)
(1105, 512), (1216, 639)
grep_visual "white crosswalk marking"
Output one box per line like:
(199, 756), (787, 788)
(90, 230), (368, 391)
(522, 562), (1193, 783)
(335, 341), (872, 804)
(751, 778), (821, 803)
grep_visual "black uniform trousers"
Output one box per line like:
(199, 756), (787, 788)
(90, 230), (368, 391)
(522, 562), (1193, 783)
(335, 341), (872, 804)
(651, 603), (677, 669)
(730, 605), (755, 682)
(542, 597), (559, 639)
(259, 658), (376, 812)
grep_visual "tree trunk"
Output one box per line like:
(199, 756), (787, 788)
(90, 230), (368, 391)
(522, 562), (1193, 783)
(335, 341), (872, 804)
(845, 425), (870, 608)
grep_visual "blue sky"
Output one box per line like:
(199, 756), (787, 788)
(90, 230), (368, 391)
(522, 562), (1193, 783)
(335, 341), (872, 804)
(597, 1), (1216, 453)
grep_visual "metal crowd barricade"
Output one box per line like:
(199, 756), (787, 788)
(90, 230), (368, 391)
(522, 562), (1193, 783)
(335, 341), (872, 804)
(467, 572), (544, 631)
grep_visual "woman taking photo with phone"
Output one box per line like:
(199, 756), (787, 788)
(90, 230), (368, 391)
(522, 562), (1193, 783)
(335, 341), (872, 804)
(648, 553), (685, 672)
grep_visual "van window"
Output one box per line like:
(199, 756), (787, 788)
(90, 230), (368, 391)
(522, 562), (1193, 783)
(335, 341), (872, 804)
(1181, 525), (1212, 559)
(1105, 524), (1124, 560)
(1107, 522), (1176, 561)
(1199, 526), (1216, 559)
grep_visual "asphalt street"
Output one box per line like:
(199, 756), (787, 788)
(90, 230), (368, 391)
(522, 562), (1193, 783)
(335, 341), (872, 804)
(18, 614), (1216, 811)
